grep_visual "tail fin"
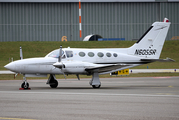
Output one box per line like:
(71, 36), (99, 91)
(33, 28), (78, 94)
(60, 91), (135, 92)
(128, 18), (170, 59)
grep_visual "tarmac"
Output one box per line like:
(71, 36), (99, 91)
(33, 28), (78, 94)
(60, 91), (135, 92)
(0, 77), (179, 120)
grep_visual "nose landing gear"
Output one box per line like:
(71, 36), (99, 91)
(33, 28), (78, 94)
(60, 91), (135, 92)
(19, 76), (30, 90)
(21, 81), (29, 89)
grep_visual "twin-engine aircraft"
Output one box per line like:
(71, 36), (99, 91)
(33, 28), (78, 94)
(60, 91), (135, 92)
(4, 18), (174, 89)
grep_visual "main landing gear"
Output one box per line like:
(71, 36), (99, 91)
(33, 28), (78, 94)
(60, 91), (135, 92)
(46, 74), (58, 88)
(89, 72), (101, 89)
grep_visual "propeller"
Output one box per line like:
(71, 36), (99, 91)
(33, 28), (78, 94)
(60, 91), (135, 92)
(59, 45), (62, 62)
(20, 46), (23, 60)
(14, 46), (23, 79)
(53, 45), (66, 79)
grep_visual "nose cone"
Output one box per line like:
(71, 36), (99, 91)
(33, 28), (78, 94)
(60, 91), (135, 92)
(4, 62), (16, 72)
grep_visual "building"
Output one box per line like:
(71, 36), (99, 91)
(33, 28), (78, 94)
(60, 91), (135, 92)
(0, 0), (179, 41)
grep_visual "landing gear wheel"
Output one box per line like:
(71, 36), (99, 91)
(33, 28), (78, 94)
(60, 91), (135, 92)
(21, 82), (29, 89)
(92, 85), (101, 89)
(50, 80), (58, 88)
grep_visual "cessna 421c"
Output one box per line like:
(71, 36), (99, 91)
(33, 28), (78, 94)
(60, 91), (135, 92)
(4, 18), (174, 89)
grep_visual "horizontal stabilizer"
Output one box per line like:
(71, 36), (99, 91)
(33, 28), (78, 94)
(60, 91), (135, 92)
(141, 57), (175, 62)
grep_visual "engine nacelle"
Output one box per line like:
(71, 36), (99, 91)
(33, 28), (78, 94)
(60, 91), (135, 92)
(63, 62), (90, 74)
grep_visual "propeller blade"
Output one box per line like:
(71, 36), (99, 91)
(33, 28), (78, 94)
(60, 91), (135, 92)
(20, 46), (23, 60)
(58, 45), (62, 62)
(55, 45), (66, 79)
(61, 69), (66, 79)
(54, 45), (64, 68)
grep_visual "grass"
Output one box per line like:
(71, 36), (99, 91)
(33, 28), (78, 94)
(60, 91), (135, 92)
(0, 40), (179, 80)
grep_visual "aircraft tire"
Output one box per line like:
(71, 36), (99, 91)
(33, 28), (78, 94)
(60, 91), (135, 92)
(21, 82), (29, 89)
(50, 80), (58, 88)
(92, 85), (101, 89)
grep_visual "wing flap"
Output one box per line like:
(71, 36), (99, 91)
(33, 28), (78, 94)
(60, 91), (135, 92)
(85, 64), (130, 73)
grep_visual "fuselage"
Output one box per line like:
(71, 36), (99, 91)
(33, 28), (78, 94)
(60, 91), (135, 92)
(4, 47), (143, 76)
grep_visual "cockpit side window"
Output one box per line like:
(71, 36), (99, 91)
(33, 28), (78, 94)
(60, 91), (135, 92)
(48, 50), (64, 58)
(66, 51), (73, 58)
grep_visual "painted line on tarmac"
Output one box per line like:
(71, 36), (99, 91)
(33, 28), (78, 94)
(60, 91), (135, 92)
(153, 77), (171, 79)
(0, 91), (179, 98)
(0, 117), (36, 120)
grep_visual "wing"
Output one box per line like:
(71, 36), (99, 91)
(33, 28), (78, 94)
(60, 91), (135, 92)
(85, 63), (131, 74)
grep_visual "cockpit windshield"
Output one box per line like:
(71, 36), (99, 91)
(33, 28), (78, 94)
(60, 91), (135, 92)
(46, 49), (74, 58)
(47, 49), (64, 58)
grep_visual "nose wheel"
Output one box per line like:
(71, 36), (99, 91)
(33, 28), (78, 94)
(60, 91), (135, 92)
(20, 76), (30, 90)
(21, 82), (29, 89)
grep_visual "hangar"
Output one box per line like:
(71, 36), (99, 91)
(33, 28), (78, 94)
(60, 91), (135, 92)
(0, 0), (179, 42)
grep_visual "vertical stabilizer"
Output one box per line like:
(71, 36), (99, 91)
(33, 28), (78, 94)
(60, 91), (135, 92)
(128, 18), (170, 59)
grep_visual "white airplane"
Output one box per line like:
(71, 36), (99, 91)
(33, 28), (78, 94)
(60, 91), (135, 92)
(4, 18), (174, 89)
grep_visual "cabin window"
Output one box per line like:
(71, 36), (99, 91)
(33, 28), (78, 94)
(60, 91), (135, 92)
(97, 52), (104, 57)
(79, 52), (86, 57)
(113, 53), (118, 57)
(88, 52), (94, 57)
(66, 51), (73, 58)
(106, 53), (111, 57)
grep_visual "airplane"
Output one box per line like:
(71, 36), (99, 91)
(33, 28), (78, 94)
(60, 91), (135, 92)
(4, 18), (174, 89)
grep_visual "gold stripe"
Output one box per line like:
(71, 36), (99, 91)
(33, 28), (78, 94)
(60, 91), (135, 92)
(0, 117), (36, 120)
